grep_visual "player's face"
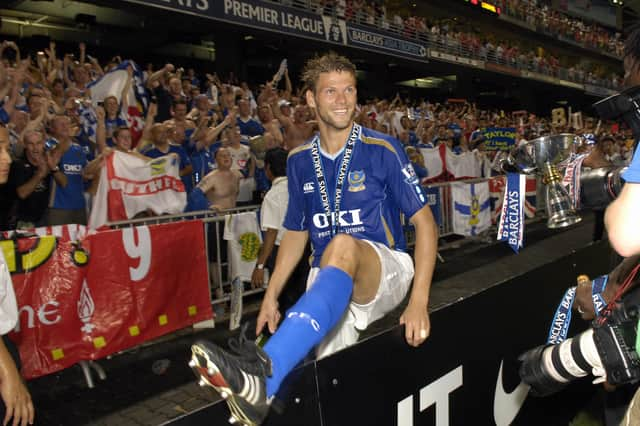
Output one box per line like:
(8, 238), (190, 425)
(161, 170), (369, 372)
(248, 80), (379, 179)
(0, 128), (12, 184)
(307, 71), (357, 132)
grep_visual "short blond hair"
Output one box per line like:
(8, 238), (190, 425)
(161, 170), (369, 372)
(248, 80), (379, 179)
(301, 52), (356, 94)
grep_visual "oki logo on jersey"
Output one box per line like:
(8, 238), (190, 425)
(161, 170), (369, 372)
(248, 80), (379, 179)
(312, 209), (363, 229)
(63, 164), (83, 174)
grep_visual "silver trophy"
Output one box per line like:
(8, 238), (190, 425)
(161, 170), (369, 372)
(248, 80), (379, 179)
(503, 133), (582, 229)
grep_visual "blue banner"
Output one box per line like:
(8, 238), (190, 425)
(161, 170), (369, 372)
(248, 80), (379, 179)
(346, 23), (427, 60)
(482, 127), (517, 151)
(497, 172), (524, 253)
(423, 186), (442, 226)
(122, 0), (347, 45)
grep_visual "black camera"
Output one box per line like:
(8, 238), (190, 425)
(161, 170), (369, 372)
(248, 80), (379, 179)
(579, 166), (626, 210)
(593, 85), (640, 141)
(519, 286), (640, 397)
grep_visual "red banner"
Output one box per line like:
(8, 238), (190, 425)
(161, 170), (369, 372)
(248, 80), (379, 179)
(2, 220), (212, 379)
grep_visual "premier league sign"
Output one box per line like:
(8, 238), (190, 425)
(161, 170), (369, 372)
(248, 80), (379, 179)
(122, 0), (347, 45)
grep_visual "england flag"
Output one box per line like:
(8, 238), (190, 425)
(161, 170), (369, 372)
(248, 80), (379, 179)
(89, 151), (186, 229)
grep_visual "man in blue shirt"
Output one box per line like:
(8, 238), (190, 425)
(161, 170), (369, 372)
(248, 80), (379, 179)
(46, 115), (87, 225)
(190, 53), (438, 425)
(236, 98), (265, 137)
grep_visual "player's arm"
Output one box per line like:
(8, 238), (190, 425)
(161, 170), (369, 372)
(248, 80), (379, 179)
(400, 205), (438, 346)
(257, 229), (308, 334)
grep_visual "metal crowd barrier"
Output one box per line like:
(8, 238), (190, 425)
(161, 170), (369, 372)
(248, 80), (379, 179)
(106, 175), (542, 324)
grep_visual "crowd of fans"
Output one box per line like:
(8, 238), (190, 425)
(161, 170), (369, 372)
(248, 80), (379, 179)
(307, 0), (623, 58)
(0, 34), (632, 232)
(289, 0), (623, 88)
(497, 0), (624, 56)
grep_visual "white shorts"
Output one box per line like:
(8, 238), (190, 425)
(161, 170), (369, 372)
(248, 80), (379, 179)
(306, 240), (414, 359)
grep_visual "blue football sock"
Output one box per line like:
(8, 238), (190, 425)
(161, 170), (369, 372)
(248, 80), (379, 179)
(264, 266), (353, 397)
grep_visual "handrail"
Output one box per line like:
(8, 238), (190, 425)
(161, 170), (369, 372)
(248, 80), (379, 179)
(107, 205), (261, 229)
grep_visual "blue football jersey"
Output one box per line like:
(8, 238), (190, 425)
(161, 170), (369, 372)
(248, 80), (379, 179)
(49, 143), (88, 210)
(283, 124), (427, 267)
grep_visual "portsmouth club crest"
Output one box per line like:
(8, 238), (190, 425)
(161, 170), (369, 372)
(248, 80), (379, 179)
(348, 170), (366, 192)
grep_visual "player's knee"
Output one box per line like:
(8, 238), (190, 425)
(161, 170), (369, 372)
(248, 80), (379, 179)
(323, 234), (359, 263)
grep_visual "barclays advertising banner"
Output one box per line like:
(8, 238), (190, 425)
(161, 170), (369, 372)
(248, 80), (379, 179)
(121, 0), (347, 45)
(346, 23), (427, 61)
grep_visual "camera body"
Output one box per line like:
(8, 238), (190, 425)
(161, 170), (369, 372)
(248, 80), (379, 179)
(592, 287), (640, 385)
(579, 166), (626, 210)
(593, 85), (640, 141)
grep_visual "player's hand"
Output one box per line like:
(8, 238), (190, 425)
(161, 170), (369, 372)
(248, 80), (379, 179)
(0, 366), (34, 426)
(256, 296), (280, 336)
(399, 300), (430, 347)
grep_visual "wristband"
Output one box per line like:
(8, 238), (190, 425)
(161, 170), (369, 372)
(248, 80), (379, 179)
(256, 264), (264, 270)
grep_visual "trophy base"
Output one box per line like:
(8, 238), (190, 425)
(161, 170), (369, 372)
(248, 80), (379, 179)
(547, 214), (582, 229)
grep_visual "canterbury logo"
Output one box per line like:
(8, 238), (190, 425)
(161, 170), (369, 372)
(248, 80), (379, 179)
(303, 182), (315, 193)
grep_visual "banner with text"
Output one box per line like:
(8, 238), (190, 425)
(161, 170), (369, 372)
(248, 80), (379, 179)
(123, 0), (347, 45)
(2, 220), (212, 379)
(346, 23), (427, 60)
(482, 127), (517, 151)
(423, 186), (442, 226)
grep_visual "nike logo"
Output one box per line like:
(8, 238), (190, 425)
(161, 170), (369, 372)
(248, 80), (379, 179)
(493, 360), (530, 426)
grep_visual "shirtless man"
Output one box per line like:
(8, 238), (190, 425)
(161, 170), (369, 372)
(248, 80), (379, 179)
(198, 147), (243, 211)
(270, 98), (317, 150)
(197, 147), (243, 287)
